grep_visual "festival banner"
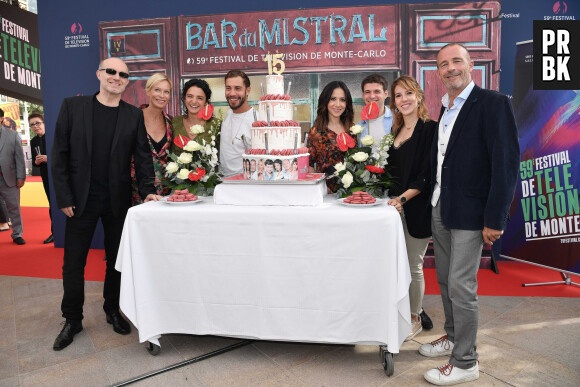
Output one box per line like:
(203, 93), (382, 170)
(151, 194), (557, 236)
(0, 2), (42, 104)
(100, 2), (502, 119)
(502, 41), (580, 275)
(174, 6), (398, 76)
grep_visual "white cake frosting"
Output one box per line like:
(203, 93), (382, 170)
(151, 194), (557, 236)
(251, 126), (301, 150)
(258, 100), (293, 121)
(266, 75), (284, 95)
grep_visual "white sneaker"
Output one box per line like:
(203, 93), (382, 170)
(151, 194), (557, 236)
(405, 314), (423, 342)
(424, 362), (479, 385)
(419, 335), (454, 357)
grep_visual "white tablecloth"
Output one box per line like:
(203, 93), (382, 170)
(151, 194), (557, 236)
(214, 180), (326, 206)
(115, 196), (411, 352)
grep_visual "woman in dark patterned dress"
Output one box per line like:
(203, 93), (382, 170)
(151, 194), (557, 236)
(130, 73), (174, 205)
(306, 81), (354, 193)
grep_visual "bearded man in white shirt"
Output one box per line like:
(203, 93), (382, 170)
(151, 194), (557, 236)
(219, 70), (257, 178)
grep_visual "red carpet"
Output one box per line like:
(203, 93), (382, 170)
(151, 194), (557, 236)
(1, 207), (105, 281)
(424, 264), (580, 297)
(2, 208), (579, 297)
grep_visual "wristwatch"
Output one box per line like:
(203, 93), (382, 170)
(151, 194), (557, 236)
(399, 196), (407, 204)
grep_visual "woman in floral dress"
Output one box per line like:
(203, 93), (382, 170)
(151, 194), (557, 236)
(306, 81), (354, 192)
(130, 73), (173, 205)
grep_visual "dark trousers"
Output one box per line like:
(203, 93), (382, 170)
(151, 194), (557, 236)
(41, 174), (53, 233)
(61, 193), (125, 321)
(0, 196), (7, 223)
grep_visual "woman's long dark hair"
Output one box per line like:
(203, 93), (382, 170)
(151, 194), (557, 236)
(313, 81), (354, 134)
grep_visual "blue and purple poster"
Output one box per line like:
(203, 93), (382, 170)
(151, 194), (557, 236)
(502, 41), (580, 275)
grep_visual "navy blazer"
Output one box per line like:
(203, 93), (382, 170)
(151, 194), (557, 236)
(51, 94), (155, 217)
(430, 84), (520, 231)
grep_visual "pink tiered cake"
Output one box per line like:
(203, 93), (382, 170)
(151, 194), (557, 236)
(243, 74), (309, 181)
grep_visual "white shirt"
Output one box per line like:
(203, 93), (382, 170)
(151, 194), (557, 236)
(368, 114), (386, 151)
(431, 81), (475, 206)
(357, 109), (393, 148)
(219, 108), (255, 178)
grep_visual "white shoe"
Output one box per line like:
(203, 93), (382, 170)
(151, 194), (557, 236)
(419, 335), (454, 357)
(424, 362), (479, 385)
(405, 314), (422, 342)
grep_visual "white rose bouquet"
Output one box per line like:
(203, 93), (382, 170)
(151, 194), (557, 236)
(333, 128), (395, 198)
(163, 121), (222, 196)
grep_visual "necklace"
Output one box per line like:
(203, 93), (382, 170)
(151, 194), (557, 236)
(404, 119), (418, 131)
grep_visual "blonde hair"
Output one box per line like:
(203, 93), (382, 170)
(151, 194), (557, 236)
(145, 73), (173, 93)
(389, 75), (430, 135)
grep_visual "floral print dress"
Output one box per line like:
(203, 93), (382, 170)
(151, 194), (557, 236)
(130, 105), (173, 205)
(307, 126), (349, 193)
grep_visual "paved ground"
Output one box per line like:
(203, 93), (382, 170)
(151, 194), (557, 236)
(1, 275), (579, 386)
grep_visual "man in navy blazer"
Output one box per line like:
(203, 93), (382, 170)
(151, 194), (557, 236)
(51, 57), (162, 351)
(419, 44), (519, 385)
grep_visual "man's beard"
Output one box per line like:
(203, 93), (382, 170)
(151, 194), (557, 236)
(228, 95), (247, 110)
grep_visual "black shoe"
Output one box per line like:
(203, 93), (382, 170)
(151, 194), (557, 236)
(12, 237), (26, 245)
(53, 321), (83, 351)
(43, 234), (54, 244)
(106, 311), (131, 335)
(420, 309), (433, 330)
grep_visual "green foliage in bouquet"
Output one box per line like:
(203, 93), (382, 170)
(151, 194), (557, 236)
(163, 122), (222, 196)
(334, 133), (396, 198)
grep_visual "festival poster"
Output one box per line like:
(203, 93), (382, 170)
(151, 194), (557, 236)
(501, 41), (580, 275)
(0, 2), (42, 104)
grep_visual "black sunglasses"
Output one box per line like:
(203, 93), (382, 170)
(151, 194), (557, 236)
(98, 68), (130, 79)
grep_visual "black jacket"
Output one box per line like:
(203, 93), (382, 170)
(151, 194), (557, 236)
(31, 134), (49, 183)
(389, 119), (436, 238)
(51, 94), (155, 217)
